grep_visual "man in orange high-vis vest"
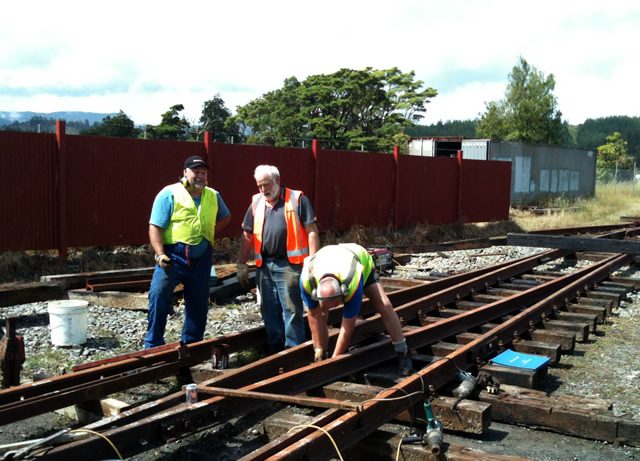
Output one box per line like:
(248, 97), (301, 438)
(237, 165), (319, 354)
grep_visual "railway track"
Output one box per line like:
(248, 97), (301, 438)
(2, 228), (640, 459)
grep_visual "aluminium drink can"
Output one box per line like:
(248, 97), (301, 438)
(185, 383), (198, 404)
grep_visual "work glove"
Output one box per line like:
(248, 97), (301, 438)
(236, 263), (249, 287)
(314, 347), (326, 363)
(397, 351), (413, 377)
(155, 253), (172, 270)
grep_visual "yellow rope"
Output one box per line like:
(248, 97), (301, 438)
(69, 429), (123, 460)
(395, 432), (406, 461)
(360, 390), (424, 407)
(287, 424), (344, 461)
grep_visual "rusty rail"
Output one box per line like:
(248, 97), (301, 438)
(35, 251), (633, 460)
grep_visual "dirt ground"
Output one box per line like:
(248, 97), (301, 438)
(2, 243), (640, 460)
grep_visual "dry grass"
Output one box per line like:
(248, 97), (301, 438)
(511, 182), (640, 231)
(3, 183), (639, 283)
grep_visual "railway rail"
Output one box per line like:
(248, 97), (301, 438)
(2, 226), (640, 459)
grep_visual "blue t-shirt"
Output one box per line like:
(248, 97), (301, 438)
(149, 185), (230, 258)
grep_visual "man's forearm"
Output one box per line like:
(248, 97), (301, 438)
(237, 231), (254, 263)
(306, 223), (320, 255)
(149, 225), (165, 257)
(216, 215), (231, 233)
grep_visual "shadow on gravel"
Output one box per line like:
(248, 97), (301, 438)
(452, 426), (510, 442)
(541, 374), (564, 392)
(85, 336), (120, 349)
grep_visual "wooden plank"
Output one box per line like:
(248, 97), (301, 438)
(507, 233), (640, 254)
(477, 385), (638, 445)
(496, 283), (530, 291)
(591, 285), (628, 300)
(566, 304), (607, 323)
(480, 364), (546, 390)
(511, 339), (561, 365)
(543, 319), (589, 342)
(487, 287), (522, 296)
(456, 300), (485, 310)
(529, 329), (575, 352)
(472, 293), (504, 303)
(0, 282), (64, 307)
(322, 382), (490, 434)
(41, 267), (155, 290)
(575, 295), (613, 311)
(600, 280), (636, 290)
(430, 341), (461, 357)
(586, 290), (620, 307)
(521, 273), (556, 281)
(554, 311), (598, 332)
(608, 275), (640, 289)
(262, 409), (524, 461)
(618, 418), (640, 446)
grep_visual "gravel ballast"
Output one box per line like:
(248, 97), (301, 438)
(2, 245), (640, 460)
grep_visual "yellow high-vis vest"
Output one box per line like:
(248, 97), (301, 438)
(162, 183), (219, 245)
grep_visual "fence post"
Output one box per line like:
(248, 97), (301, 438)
(311, 139), (320, 212)
(393, 145), (400, 229)
(204, 131), (215, 184)
(456, 149), (464, 223)
(55, 120), (68, 260)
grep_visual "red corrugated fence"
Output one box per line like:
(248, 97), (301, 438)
(0, 123), (510, 254)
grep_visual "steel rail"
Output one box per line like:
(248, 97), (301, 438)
(37, 251), (629, 460)
(0, 249), (560, 425)
(262, 252), (631, 460)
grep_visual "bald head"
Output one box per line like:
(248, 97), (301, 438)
(316, 276), (343, 300)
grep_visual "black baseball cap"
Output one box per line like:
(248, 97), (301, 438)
(184, 155), (209, 170)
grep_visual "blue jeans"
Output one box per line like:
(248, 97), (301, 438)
(257, 259), (307, 352)
(145, 243), (212, 348)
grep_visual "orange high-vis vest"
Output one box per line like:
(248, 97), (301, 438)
(252, 188), (309, 267)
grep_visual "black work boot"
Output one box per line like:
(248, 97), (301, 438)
(397, 351), (413, 377)
(175, 366), (194, 386)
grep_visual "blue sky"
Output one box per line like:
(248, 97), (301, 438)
(1, 0), (638, 126)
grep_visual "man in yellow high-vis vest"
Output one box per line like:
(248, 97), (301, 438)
(300, 243), (413, 376)
(146, 156), (230, 360)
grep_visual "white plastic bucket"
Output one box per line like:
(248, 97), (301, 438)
(47, 300), (89, 346)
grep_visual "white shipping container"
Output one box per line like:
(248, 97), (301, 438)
(461, 140), (489, 160)
(408, 138), (435, 156)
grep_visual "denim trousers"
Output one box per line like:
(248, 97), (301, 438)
(257, 259), (307, 352)
(145, 244), (212, 348)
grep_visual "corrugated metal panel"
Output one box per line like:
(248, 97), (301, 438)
(315, 149), (395, 231)
(396, 156), (458, 225)
(459, 159), (511, 222)
(487, 140), (596, 204)
(1, 133), (514, 252)
(0, 131), (57, 251)
(461, 139), (489, 160)
(64, 136), (205, 247)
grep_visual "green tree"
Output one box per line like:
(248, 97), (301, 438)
(145, 104), (190, 140)
(80, 110), (140, 138)
(576, 116), (640, 159)
(405, 119), (477, 138)
(233, 77), (304, 147)
(192, 94), (243, 143)
(476, 57), (571, 145)
(596, 132), (635, 182)
(234, 68), (437, 151)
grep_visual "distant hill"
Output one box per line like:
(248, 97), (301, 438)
(0, 111), (116, 126)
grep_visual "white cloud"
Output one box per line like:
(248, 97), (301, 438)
(1, 0), (638, 125)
